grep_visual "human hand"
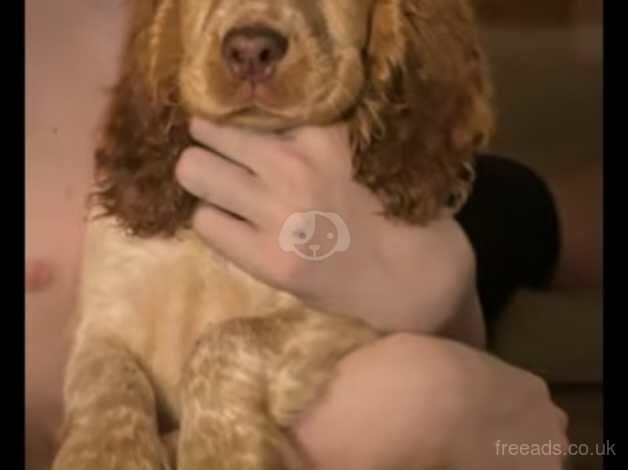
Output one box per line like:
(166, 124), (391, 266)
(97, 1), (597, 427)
(282, 334), (569, 470)
(176, 119), (482, 341)
(432, 338), (571, 470)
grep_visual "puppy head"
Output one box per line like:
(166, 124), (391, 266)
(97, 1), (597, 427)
(148, 0), (374, 130)
(95, 0), (494, 236)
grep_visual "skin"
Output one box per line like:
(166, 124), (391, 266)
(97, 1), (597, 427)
(177, 119), (486, 347)
(26, 1), (585, 469)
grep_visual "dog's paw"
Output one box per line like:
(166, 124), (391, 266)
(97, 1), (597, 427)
(177, 424), (302, 470)
(52, 423), (171, 470)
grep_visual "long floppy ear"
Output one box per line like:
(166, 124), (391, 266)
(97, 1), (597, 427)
(91, 0), (196, 237)
(350, 0), (495, 224)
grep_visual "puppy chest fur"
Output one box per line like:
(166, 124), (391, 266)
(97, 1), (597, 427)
(75, 216), (300, 425)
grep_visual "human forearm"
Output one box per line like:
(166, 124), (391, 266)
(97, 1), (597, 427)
(326, 216), (485, 346)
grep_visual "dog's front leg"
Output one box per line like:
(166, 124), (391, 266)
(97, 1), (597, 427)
(178, 309), (377, 470)
(53, 339), (170, 470)
(178, 316), (295, 470)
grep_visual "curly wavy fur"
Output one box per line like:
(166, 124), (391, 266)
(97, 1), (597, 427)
(93, 0), (495, 237)
(54, 3), (496, 468)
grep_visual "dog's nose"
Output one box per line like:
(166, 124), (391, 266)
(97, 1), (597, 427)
(222, 26), (288, 83)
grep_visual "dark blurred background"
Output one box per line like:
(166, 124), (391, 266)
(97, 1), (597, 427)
(472, 2), (603, 469)
(475, 0), (602, 167)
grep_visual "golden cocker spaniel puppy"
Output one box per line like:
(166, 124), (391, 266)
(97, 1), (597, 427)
(53, 1), (494, 469)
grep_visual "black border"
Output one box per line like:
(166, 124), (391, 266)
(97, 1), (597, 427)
(20, 2), (615, 470)
(602, 1), (621, 468)
(17, 0), (26, 469)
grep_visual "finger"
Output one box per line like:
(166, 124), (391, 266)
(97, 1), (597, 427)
(192, 204), (261, 270)
(554, 404), (570, 434)
(288, 122), (352, 169)
(176, 146), (268, 224)
(289, 122), (348, 149)
(272, 124), (355, 187)
(189, 118), (290, 175)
